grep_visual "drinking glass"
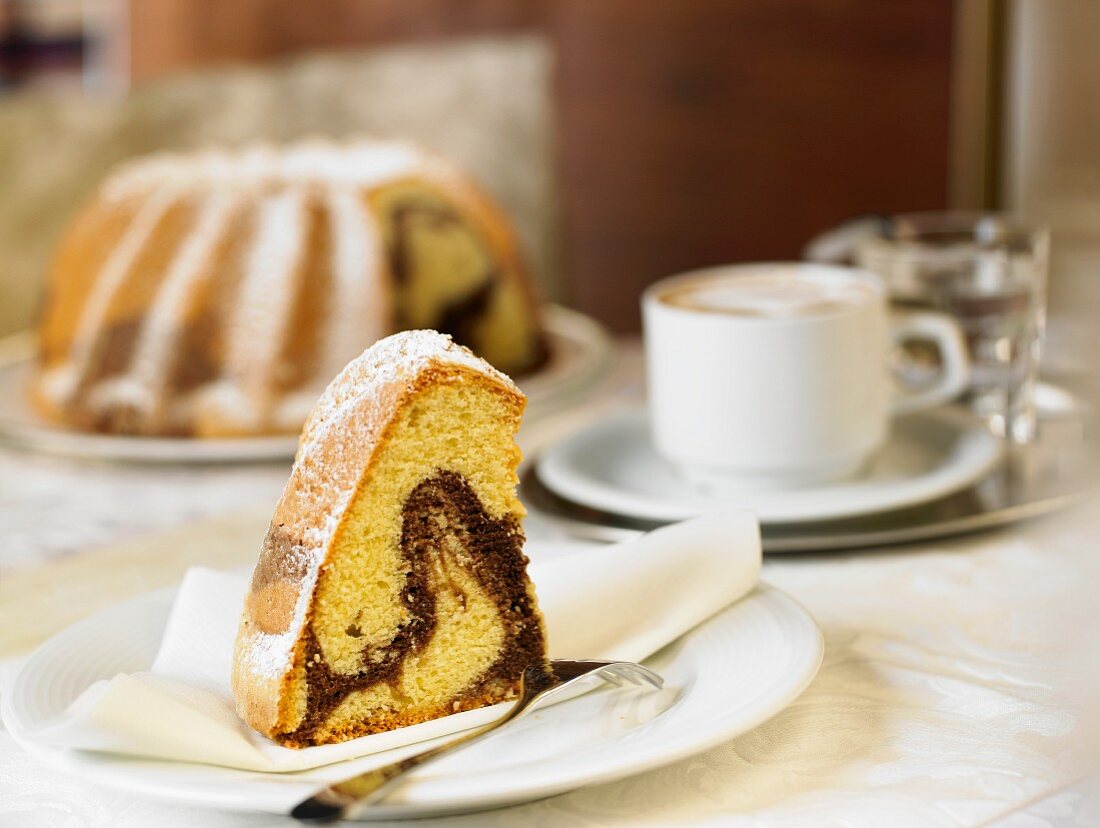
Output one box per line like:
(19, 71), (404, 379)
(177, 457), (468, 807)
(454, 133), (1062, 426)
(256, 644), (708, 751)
(856, 212), (1050, 443)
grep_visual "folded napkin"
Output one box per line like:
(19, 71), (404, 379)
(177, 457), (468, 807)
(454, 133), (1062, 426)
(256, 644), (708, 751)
(25, 514), (760, 772)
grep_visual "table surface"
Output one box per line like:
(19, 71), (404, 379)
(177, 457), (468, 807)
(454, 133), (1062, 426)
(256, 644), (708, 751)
(0, 342), (1095, 828)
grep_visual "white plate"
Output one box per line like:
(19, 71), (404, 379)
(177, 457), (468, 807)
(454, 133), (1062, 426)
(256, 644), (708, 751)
(538, 408), (1003, 524)
(2, 581), (821, 820)
(521, 305), (614, 416)
(0, 305), (611, 464)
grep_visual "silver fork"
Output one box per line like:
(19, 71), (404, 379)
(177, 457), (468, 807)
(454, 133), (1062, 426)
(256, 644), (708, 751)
(290, 659), (664, 823)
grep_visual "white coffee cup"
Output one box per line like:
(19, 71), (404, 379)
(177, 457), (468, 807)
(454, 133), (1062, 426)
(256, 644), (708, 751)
(642, 263), (970, 492)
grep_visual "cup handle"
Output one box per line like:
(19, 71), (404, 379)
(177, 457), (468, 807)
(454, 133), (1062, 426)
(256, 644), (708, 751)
(889, 311), (970, 415)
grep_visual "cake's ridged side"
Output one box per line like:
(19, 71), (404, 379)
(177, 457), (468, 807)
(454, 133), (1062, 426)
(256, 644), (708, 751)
(267, 187), (392, 433)
(272, 191), (329, 399)
(199, 187), (309, 433)
(37, 188), (198, 433)
(37, 191), (144, 372)
(312, 187), (392, 397)
(78, 194), (197, 382)
(167, 197), (258, 435)
(232, 332), (547, 746)
(94, 192), (240, 433)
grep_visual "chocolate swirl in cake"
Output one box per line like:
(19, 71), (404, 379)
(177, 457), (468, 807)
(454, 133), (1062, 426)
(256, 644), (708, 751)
(385, 202), (549, 374)
(388, 202), (499, 348)
(436, 278), (496, 346)
(280, 469), (545, 746)
(387, 202), (458, 287)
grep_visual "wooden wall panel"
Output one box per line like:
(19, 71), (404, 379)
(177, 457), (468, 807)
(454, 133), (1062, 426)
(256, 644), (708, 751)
(552, 0), (956, 330)
(128, 0), (546, 79)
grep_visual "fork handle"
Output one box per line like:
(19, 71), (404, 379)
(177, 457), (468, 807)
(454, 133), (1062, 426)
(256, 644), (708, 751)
(290, 698), (535, 823)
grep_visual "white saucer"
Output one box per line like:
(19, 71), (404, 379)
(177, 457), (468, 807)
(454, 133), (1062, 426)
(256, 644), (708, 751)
(0, 305), (611, 464)
(2, 577), (821, 820)
(537, 408), (1003, 524)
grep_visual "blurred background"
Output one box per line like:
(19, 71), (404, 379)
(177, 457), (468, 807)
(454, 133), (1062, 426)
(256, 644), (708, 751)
(0, 0), (1096, 343)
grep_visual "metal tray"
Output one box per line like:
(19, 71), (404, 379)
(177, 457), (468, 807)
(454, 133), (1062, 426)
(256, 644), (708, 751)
(521, 390), (1094, 552)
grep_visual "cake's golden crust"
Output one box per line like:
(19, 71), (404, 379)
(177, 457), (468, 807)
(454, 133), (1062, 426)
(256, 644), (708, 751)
(232, 333), (539, 743)
(278, 685), (519, 749)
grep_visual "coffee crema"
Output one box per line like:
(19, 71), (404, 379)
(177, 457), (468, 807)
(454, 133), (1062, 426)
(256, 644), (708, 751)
(657, 273), (876, 319)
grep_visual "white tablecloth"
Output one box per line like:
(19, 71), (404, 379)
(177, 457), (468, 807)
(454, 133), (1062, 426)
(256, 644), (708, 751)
(1, 343), (1095, 827)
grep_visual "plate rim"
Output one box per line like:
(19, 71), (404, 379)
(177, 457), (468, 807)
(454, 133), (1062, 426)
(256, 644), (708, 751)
(1, 579), (823, 819)
(521, 304), (615, 409)
(537, 407), (1003, 524)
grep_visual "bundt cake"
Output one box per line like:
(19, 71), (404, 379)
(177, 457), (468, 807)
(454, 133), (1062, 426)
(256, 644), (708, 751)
(232, 330), (548, 747)
(31, 140), (546, 437)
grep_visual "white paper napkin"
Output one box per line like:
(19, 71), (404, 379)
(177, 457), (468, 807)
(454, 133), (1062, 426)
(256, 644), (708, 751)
(24, 514), (760, 772)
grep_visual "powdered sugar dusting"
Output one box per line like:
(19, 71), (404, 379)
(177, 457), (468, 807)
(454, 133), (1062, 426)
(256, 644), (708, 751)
(241, 628), (300, 683)
(302, 329), (518, 450)
(103, 192), (239, 419)
(203, 187), (306, 429)
(316, 187), (390, 381)
(103, 139), (423, 201)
